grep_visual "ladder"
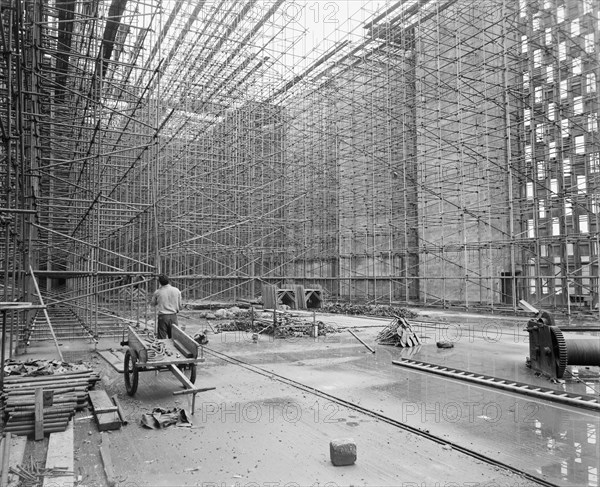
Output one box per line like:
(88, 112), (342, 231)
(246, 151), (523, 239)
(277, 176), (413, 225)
(392, 358), (600, 411)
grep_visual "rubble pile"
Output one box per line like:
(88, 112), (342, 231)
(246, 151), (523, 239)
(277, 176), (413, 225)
(212, 309), (339, 337)
(322, 303), (417, 319)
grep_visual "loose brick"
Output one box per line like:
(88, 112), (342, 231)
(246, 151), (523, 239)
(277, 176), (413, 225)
(329, 438), (357, 466)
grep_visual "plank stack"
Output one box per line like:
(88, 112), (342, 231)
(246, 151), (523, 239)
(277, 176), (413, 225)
(1, 362), (99, 437)
(376, 316), (422, 347)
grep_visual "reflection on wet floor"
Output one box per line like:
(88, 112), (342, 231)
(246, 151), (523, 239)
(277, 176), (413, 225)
(209, 313), (600, 487)
(534, 408), (598, 486)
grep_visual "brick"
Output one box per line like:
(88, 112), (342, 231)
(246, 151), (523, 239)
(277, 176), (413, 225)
(329, 438), (357, 466)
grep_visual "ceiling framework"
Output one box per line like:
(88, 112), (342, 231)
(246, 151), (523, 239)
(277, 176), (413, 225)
(1, 0), (599, 339)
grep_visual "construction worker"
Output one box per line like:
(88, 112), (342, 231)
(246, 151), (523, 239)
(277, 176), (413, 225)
(151, 274), (183, 338)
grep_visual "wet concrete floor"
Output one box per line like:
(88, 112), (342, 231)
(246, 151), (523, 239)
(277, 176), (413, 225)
(204, 310), (600, 487)
(6, 308), (600, 486)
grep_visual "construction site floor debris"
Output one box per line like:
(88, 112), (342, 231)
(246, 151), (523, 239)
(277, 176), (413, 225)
(4, 310), (599, 486)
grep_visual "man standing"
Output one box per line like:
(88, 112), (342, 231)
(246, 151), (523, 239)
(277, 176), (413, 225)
(151, 274), (183, 338)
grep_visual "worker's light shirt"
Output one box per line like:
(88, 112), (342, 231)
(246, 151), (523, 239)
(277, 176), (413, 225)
(151, 284), (182, 315)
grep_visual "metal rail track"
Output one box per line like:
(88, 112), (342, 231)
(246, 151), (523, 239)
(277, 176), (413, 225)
(392, 358), (600, 412)
(205, 347), (560, 487)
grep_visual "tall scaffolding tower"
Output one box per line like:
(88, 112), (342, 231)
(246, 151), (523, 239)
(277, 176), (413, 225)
(1, 0), (599, 348)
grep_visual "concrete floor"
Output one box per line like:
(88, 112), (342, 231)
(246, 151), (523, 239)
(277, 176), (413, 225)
(5, 308), (600, 486)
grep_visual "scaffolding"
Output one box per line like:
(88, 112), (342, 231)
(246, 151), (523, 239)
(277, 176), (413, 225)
(1, 0), (599, 345)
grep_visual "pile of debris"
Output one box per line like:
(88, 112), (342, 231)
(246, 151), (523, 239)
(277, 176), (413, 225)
(214, 320), (263, 333)
(8, 456), (73, 486)
(189, 306), (251, 320)
(213, 311), (339, 337)
(322, 303), (417, 319)
(3, 359), (94, 378)
(376, 316), (422, 347)
(268, 318), (338, 338)
(1, 359), (100, 436)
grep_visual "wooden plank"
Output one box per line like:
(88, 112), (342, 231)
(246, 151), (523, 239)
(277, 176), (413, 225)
(171, 324), (198, 359)
(89, 390), (117, 409)
(172, 386), (216, 396)
(35, 388), (44, 441)
(111, 395), (128, 425)
(43, 420), (74, 487)
(0, 303), (38, 312)
(3, 371), (96, 385)
(7, 434), (27, 487)
(261, 283), (277, 309)
(93, 406), (119, 414)
(294, 284), (306, 309)
(0, 433), (8, 487)
(89, 390), (121, 431)
(173, 386), (216, 414)
(172, 339), (194, 358)
(348, 329), (376, 353)
(99, 433), (116, 487)
(169, 365), (215, 416)
(167, 364), (194, 389)
(97, 350), (125, 373)
(519, 299), (539, 313)
(127, 326), (148, 363)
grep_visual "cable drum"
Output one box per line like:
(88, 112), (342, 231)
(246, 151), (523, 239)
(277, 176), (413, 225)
(562, 334), (600, 366)
(527, 310), (600, 378)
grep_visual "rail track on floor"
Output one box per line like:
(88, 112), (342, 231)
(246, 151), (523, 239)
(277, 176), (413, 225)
(205, 346), (561, 487)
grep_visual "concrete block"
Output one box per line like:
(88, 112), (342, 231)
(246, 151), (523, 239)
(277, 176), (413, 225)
(329, 438), (357, 466)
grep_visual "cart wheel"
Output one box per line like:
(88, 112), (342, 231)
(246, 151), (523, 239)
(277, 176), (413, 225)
(124, 349), (139, 396)
(178, 364), (196, 384)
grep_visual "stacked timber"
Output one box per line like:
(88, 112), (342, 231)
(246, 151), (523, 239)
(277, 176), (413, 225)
(376, 316), (422, 347)
(1, 368), (99, 437)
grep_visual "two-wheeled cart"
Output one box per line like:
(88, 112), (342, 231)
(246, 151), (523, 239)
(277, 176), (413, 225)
(121, 324), (214, 413)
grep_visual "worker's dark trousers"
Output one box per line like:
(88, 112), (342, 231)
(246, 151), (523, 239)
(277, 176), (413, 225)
(157, 313), (178, 339)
